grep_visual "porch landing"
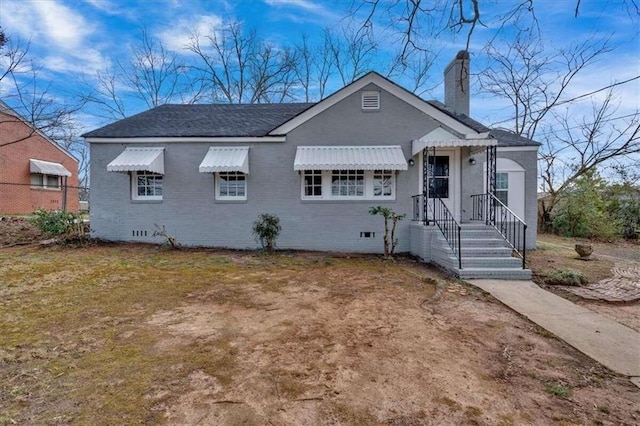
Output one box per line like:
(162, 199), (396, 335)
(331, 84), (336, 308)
(410, 222), (532, 280)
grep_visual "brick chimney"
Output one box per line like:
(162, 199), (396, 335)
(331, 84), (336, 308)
(444, 50), (470, 116)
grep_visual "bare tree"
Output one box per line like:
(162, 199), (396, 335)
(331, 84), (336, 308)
(386, 48), (438, 97)
(292, 34), (331, 102)
(80, 29), (198, 120)
(479, 34), (612, 139)
(1, 29), (89, 189)
(351, 0), (637, 63)
(538, 90), (640, 226)
(187, 20), (299, 104)
(123, 29), (196, 109)
(326, 27), (378, 86)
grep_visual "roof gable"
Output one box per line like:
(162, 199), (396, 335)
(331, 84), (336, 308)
(268, 72), (489, 138)
(0, 99), (77, 162)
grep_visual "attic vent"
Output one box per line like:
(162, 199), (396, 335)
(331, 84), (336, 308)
(361, 91), (380, 111)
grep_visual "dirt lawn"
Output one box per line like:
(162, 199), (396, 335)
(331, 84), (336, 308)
(1, 244), (638, 425)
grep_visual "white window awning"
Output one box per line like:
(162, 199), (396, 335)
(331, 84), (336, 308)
(412, 128), (497, 156)
(107, 147), (165, 174)
(199, 146), (250, 174)
(29, 159), (72, 177)
(294, 146), (408, 171)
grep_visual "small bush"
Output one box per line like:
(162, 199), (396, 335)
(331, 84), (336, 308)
(252, 213), (281, 252)
(28, 209), (82, 237)
(544, 268), (588, 286)
(545, 383), (570, 398)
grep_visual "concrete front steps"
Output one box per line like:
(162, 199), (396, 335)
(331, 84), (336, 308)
(432, 223), (532, 280)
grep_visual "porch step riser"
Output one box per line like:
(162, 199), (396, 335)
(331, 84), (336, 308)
(430, 225), (531, 279)
(456, 269), (532, 280)
(461, 248), (514, 257)
(461, 258), (523, 268)
(459, 239), (507, 247)
(459, 230), (502, 238)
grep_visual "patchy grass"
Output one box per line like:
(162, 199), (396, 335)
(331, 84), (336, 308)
(1, 244), (638, 425)
(529, 234), (617, 285)
(545, 383), (571, 398)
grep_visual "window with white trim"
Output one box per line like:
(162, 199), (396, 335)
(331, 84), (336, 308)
(361, 91), (380, 111)
(132, 171), (163, 200)
(30, 173), (61, 190)
(332, 170), (364, 197)
(216, 172), (247, 200)
(373, 170), (393, 197)
(303, 169), (323, 197)
(495, 172), (509, 206)
(301, 170), (395, 200)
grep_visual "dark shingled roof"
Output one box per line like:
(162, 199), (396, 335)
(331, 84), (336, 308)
(82, 103), (315, 138)
(489, 128), (541, 147)
(82, 100), (540, 148)
(426, 100), (490, 134)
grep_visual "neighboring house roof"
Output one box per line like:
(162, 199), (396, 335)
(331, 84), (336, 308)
(0, 99), (78, 161)
(82, 103), (315, 138)
(490, 128), (541, 147)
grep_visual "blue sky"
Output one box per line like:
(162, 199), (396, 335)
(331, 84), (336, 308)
(1, 0), (639, 135)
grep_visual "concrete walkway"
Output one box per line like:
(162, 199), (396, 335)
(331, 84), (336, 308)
(467, 279), (640, 380)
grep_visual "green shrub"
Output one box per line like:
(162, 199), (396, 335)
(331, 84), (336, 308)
(544, 268), (588, 286)
(252, 213), (281, 252)
(550, 171), (621, 241)
(28, 209), (82, 237)
(604, 183), (640, 240)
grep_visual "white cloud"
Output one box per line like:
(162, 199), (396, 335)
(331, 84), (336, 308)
(33, 1), (94, 49)
(43, 49), (110, 75)
(264, 0), (321, 11)
(2, 1), (93, 50)
(263, 0), (338, 20)
(1, 1), (110, 76)
(157, 14), (223, 52)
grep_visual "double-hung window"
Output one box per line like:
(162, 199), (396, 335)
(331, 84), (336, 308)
(303, 169), (323, 197)
(132, 171), (163, 201)
(30, 173), (61, 190)
(301, 169), (395, 200)
(216, 172), (247, 200)
(495, 172), (509, 206)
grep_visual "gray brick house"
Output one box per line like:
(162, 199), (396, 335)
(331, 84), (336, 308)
(84, 52), (539, 279)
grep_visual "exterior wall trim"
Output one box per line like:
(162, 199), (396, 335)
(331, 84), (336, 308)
(497, 146), (539, 152)
(86, 136), (286, 144)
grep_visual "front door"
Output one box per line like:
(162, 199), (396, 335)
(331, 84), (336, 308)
(419, 148), (460, 221)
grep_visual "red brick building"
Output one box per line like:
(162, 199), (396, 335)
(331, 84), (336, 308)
(0, 100), (79, 214)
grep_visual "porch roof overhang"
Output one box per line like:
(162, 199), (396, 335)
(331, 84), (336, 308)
(293, 145), (408, 171)
(29, 159), (72, 177)
(107, 147), (165, 174)
(199, 146), (250, 174)
(411, 128), (497, 156)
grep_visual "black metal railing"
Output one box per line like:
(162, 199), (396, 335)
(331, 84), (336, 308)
(471, 193), (527, 269)
(411, 193), (427, 225)
(431, 196), (462, 269)
(412, 193), (462, 269)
